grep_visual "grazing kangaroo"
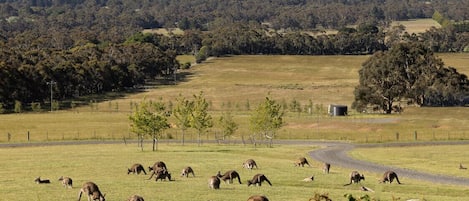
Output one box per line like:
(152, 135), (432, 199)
(78, 181), (105, 201)
(323, 163), (331, 174)
(380, 171), (401, 184)
(208, 176), (221, 189)
(243, 159), (258, 170)
(34, 177), (51, 184)
(295, 157), (310, 167)
(247, 174), (272, 186)
(217, 170), (242, 184)
(345, 171), (365, 185)
(181, 166), (195, 177)
(128, 163), (147, 175)
(148, 161), (167, 172)
(247, 195), (269, 201)
(127, 195), (144, 201)
(58, 176), (73, 188)
(152, 168), (172, 182)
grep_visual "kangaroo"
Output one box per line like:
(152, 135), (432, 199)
(208, 176), (221, 189)
(380, 170), (401, 184)
(302, 175), (314, 182)
(243, 159), (258, 170)
(58, 176), (73, 188)
(148, 161), (167, 172)
(153, 168), (172, 182)
(78, 181), (105, 201)
(345, 171), (365, 185)
(127, 195), (144, 201)
(247, 195), (269, 201)
(34, 177), (50, 184)
(323, 163), (331, 174)
(295, 157), (310, 167)
(217, 170), (242, 184)
(247, 174), (272, 186)
(181, 166), (195, 177)
(128, 163), (147, 175)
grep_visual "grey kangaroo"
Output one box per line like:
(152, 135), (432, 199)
(181, 166), (195, 177)
(77, 181), (105, 201)
(127, 195), (144, 201)
(128, 163), (147, 175)
(380, 170), (401, 184)
(217, 170), (242, 184)
(243, 159), (258, 170)
(295, 157), (310, 167)
(58, 176), (73, 188)
(344, 171), (365, 185)
(247, 174), (272, 186)
(208, 176), (221, 189)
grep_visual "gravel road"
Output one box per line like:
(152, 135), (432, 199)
(308, 141), (469, 187)
(2, 139), (469, 186)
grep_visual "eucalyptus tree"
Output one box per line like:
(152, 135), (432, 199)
(129, 98), (170, 151)
(249, 96), (284, 147)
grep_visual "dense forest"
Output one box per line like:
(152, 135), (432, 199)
(0, 0), (468, 112)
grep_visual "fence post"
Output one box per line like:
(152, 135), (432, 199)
(414, 131), (417, 140)
(27, 131), (30, 142)
(396, 132), (399, 141)
(7, 133), (11, 142)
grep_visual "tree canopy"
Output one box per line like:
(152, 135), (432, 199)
(352, 42), (469, 114)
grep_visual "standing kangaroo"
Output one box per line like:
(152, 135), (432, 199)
(217, 170), (242, 184)
(128, 163), (147, 175)
(127, 195), (144, 201)
(247, 195), (269, 201)
(208, 176), (221, 189)
(380, 171), (401, 184)
(295, 157), (310, 167)
(323, 163), (331, 174)
(34, 177), (50, 184)
(152, 168), (172, 182)
(78, 181), (105, 201)
(148, 161), (168, 180)
(243, 159), (258, 170)
(58, 176), (73, 188)
(181, 166), (195, 177)
(247, 174), (272, 186)
(345, 171), (365, 185)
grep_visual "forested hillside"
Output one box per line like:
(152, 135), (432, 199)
(0, 0), (468, 112)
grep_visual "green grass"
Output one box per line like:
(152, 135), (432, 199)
(0, 143), (468, 201)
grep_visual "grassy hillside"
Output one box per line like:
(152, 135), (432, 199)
(0, 55), (468, 143)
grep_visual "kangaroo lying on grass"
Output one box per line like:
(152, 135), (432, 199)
(247, 195), (269, 201)
(243, 159), (258, 170)
(208, 176), (221, 189)
(181, 166), (195, 177)
(247, 174), (272, 186)
(78, 181), (105, 201)
(128, 163), (147, 175)
(380, 170), (401, 184)
(127, 194), (144, 201)
(58, 176), (73, 188)
(217, 170), (242, 184)
(295, 157), (310, 167)
(344, 171), (365, 186)
(34, 177), (50, 184)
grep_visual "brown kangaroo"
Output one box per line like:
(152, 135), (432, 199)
(323, 163), (331, 174)
(243, 159), (258, 170)
(247, 195), (269, 201)
(148, 161), (167, 172)
(295, 157), (310, 167)
(58, 176), (73, 188)
(34, 177), (50, 184)
(181, 166), (195, 177)
(128, 163), (147, 175)
(152, 168), (172, 182)
(127, 195), (144, 201)
(77, 181), (105, 201)
(208, 176), (221, 189)
(247, 174), (272, 186)
(345, 171), (365, 185)
(380, 170), (401, 184)
(217, 170), (242, 184)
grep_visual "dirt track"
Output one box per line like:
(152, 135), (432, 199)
(308, 140), (469, 186)
(2, 139), (469, 186)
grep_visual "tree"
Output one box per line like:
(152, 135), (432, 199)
(129, 98), (170, 151)
(173, 94), (193, 145)
(190, 91), (213, 146)
(218, 112), (238, 142)
(249, 96), (284, 147)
